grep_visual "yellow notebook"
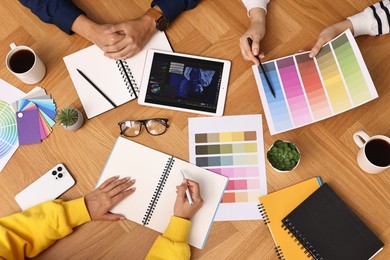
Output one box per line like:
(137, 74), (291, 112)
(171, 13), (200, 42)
(258, 177), (322, 260)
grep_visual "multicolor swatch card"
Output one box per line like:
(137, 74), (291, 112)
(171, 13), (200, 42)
(252, 29), (378, 135)
(0, 78), (25, 172)
(12, 87), (56, 146)
(189, 114), (267, 221)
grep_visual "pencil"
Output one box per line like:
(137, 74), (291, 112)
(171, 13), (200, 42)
(180, 170), (194, 205)
(76, 69), (117, 108)
(247, 37), (276, 98)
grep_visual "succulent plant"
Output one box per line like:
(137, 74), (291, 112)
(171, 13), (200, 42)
(56, 107), (78, 127)
(267, 140), (300, 171)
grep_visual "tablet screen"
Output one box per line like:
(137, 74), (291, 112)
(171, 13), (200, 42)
(144, 53), (225, 113)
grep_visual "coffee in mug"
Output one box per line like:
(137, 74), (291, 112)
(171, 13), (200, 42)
(5, 43), (46, 84)
(353, 131), (390, 174)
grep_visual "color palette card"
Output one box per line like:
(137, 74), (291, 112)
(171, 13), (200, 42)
(0, 78), (25, 172)
(252, 29), (378, 135)
(189, 114), (267, 221)
(13, 87), (56, 145)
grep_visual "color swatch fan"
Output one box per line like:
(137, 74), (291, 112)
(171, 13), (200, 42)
(0, 101), (18, 159)
(0, 78), (25, 172)
(12, 87), (56, 145)
(253, 29), (378, 135)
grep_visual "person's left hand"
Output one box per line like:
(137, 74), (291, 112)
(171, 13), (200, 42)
(102, 14), (157, 60)
(309, 20), (354, 58)
(85, 176), (136, 221)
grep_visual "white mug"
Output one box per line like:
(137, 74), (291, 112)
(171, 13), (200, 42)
(5, 43), (46, 84)
(353, 131), (390, 174)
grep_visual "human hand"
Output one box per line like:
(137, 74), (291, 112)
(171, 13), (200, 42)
(239, 8), (267, 65)
(309, 20), (354, 58)
(71, 15), (124, 51)
(84, 176), (136, 221)
(102, 14), (157, 60)
(174, 179), (204, 220)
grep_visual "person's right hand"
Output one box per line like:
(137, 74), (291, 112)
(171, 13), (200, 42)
(239, 8), (267, 65)
(174, 179), (204, 220)
(85, 176), (136, 221)
(309, 20), (354, 58)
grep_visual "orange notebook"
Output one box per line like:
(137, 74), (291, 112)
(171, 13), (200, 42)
(258, 177), (322, 259)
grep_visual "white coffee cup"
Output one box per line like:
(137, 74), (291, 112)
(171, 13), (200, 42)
(5, 43), (46, 84)
(353, 131), (390, 174)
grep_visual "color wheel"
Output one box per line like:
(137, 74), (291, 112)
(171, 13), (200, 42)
(0, 100), (18, 159)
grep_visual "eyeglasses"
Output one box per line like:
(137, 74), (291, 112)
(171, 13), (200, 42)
(118, 118), (169, 137)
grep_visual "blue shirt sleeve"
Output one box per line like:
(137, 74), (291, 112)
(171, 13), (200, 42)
(19, 0), (84, 35)
(151, 0), (200, 22)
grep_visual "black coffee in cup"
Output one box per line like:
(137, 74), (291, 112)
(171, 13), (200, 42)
(9, 49), (35, 73)
(365, 139), (390, 167)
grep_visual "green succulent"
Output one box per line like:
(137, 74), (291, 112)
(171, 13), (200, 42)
(267, 140), (300, 171)
(56, 107), (78, 127)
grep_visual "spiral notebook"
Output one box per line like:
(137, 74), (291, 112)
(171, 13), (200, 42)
(258, 177), (322, 260)
(282, 183), (384, 260)
(96, 137), (228, 249)
(63, 32), (172, 118)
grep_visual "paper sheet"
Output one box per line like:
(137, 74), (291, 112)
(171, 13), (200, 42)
(189, 114), (267, 221)
(252, 30), (378, 135)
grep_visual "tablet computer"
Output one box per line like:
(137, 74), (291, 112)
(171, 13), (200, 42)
(138, 50), (231, 116)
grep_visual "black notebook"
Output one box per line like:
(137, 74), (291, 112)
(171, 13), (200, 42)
(282, 183), (384, 260)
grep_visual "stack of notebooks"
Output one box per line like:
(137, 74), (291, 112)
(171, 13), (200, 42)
(11, 87), (56, 145)
(258, 178), (384, 259)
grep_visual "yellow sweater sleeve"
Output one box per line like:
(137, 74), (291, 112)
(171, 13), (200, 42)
(145, 216), (192, 260)
(0, 198), (91, 259)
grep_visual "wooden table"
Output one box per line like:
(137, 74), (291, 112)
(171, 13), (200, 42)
(1, 0), (389, 259)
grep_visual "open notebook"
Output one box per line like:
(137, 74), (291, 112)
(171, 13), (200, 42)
(63, 32), (172, 118)
(96, 137), (228, 249)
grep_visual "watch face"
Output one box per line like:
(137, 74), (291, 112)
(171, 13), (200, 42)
(156, 17), (169, 31)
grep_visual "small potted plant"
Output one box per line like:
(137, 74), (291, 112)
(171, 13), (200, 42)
(267, 140), (300, 172)
(56, 107), (84, 131)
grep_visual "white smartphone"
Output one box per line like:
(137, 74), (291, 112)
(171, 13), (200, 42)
(15, 163), (76, 210)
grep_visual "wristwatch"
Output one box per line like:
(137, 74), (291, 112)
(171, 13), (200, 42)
(145, 6), (169, 31)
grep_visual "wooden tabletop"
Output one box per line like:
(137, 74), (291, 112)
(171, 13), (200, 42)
(1, 0), (389, 259)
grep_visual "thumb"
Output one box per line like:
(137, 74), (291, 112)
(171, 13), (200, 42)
(100, 213), (125, 221)
(176, 181), (187, 201)
(104, 24), (122, 35)
(309, 39), (324, 58)
(251, 36), (261, 56)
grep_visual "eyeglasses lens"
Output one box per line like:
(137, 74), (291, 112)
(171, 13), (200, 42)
(145, 119), (167, 135)
(121, 121), (142, 136)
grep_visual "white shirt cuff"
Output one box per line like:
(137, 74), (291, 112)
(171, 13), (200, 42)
(348, 11), (376, 37)
(242, 0), (269, 16)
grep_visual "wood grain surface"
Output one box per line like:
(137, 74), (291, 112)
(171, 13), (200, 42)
(0, 0), (389, 259)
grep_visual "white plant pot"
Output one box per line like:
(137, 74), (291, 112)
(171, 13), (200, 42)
(62, 108), (84, 131)
(267, 141), (301, 172)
